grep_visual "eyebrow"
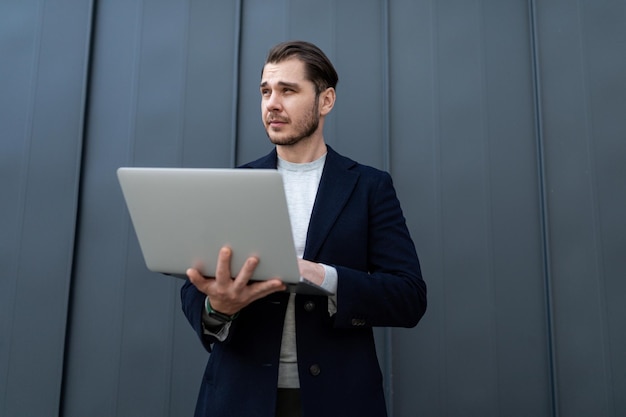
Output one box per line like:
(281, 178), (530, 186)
(260, 80), (300, 89)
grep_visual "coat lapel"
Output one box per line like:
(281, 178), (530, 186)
(304, 147), (359, 260)
(244, 146), (359, 261)
(242, 148), (278, 169)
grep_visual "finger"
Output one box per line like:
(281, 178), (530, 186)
(186, 268), (212, 294)
(186, 268), (203, 284)
(209, 278), (282, 315)
(245, 279), (287, 302)
(232, 256), (260, 289)
(214, 246), (233, 284)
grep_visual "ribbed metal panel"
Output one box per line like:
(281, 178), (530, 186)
(0, 1), (93, 416)
(1, 1), (624, 416)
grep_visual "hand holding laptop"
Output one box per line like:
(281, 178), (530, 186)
(296, 259), (326, 287)
(187, 246), (287, 316)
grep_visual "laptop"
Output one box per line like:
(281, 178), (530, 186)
(117, 167), (332, 296)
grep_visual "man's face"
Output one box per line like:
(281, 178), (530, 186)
(260, 58), (320, 146)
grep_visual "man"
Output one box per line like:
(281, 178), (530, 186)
(181, 40), (426, 417)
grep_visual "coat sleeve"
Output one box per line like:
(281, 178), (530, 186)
(181, 280), (237, 352)
(331, 171), (427, 329)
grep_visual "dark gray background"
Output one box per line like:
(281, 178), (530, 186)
(1, 1), (624, 416)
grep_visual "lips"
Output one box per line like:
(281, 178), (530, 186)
(267, 117), (288, 128)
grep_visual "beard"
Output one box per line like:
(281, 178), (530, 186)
(265, 99), (320, 146)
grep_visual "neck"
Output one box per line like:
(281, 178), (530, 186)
(276, 136), (327, 163)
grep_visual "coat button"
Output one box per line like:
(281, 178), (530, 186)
(304, 301), (315, 312)
(309, 364), (321, 376)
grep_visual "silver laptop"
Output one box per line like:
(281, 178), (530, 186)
(117, 167), (332, 296)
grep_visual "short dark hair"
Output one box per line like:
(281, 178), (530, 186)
(264, 40), (339, 95)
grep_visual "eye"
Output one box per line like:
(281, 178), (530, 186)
(261, 89), (270, 96)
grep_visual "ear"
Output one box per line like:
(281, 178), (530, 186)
(319, 87), (336, 116)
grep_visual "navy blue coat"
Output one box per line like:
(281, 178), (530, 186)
(181, 146), (426, 417)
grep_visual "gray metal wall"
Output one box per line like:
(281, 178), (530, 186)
(1, 1), (624, 416)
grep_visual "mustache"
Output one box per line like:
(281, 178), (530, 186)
(266, 114), (289, 123)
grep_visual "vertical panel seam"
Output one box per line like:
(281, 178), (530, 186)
(329, 1), (337, 146)
(528, 2), (558, 416)
(177, 0), (191, 167)
(230, 0), (243, 167)
(382, 0), (391, 173)
(381, 0), (393, 415)
(58, 0), (97, 414)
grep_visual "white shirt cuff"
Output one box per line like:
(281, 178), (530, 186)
(321, 264), (338, 315)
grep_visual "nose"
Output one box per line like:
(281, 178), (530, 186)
(264, 91), (281, 112)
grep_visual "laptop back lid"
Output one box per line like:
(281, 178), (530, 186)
(116, 167), (302, 284)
